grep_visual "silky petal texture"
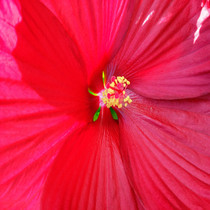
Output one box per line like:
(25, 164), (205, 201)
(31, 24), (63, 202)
(1, 1), (210, 210)
(119, 92), (210, 209)
(134, 93), (210, 116)
(0, 0), (89, 209)
(42, 110), (142, 210)
(11, 0), (96, 121)
(111, 0), (210, 99)
(0, 119), (80, 209)
(40, 0), (136, 90)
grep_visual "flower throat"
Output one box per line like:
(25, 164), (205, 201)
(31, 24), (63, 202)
(88, 71), (132, 121)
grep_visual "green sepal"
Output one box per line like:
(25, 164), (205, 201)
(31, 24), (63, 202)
(102, 71), (105, 87)
(109, 107), (118, 120)
(88, 89), (98, 96)
(93, 106), (101, 122)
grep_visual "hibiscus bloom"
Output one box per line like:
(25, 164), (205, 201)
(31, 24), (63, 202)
(1, 0), (210, 209)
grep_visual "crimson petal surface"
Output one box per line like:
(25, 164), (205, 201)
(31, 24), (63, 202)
(112, 0), (210, 99)
(119, 92), (210, 209)
(42, 111), (141, 210)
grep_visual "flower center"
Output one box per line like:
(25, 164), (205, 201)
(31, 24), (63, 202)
(88, 72), (132, 121)
(100, 76), (132, 108)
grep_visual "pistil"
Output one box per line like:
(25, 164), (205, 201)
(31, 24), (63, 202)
(88, 72), (132, 121)
(100, 76), (132, 109)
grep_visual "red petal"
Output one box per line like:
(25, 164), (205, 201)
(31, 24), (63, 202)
(10, 0), (95, 121)
(119, 92), (210, 209)
(136, 92), (210, 116)
(0, 1), (90, 208)
(41, 0), (136, 86)
(0, 0), (21, 52)
(112, 0), (210, 99)
(0, 118), (79, 209)
(42, 111), (141, 210)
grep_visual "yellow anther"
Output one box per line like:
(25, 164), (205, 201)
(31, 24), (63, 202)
(110, 82), (115, 87)
(100, 75), (132, 109)
(108, 89), (114, 94)
(124, 96), (129, 102)
(117, 77), (123, 83)
(128, 99), (132, 103)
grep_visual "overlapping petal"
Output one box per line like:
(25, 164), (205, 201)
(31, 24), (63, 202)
(0, 117), (79, 209)
(1, 0), (210, 209)
(40, 0), (136, 90)
(112, 0), (210, 99)
(11, 0), (95, 120)
(0, 0), (91, 208)
(119, 92), (210, 209)
(42, 110), (141, 210)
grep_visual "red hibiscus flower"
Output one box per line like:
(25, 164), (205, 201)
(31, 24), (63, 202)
(1, 0), (210, 209)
